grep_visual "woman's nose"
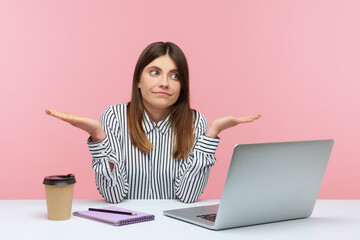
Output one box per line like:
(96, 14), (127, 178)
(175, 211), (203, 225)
(158, 75), (169, 87)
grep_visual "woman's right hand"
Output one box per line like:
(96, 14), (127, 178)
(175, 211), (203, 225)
(45, 109), (106, 142)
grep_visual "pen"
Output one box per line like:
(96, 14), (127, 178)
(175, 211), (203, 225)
(88, 208), (137, 216)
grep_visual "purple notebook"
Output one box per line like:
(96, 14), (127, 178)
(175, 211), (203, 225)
(73, 206), (155, 226)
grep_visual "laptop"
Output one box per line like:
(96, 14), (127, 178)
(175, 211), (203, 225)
(163, 139), (334, 230)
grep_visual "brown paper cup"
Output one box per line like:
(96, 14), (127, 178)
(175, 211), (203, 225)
(43, 174), (76, 221)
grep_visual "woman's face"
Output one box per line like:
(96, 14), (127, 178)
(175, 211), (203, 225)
(138, 54), (181, 116)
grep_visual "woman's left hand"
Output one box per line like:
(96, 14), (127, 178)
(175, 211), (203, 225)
(205, 114), (261, 138)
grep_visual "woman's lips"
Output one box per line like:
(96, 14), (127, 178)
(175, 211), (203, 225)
(153, 92), (170, 96)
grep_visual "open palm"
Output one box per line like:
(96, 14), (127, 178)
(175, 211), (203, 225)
(206, 114), (261, 138)
(45, 109), (105, 141)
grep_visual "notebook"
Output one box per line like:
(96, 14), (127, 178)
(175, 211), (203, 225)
(73, 206), (155, 226)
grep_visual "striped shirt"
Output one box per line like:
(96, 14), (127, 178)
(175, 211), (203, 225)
(87, 103), (220, 203)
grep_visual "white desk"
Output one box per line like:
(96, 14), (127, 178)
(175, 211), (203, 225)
(0, 199), (359, 240)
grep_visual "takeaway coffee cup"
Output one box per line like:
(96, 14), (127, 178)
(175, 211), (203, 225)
(43, 174), (76, 220)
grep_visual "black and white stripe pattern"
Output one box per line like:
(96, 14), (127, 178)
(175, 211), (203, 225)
(88, 103), (220, 203)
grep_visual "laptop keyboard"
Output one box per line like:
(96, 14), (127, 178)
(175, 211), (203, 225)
(197, 213), (217, 222)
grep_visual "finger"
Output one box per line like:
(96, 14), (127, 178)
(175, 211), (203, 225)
(45, 108), (54, 115)
(45, 109), (73, 122)
(246, 114), (261, 119)
(251, 114), (261, 120)
(45, 108), (60, 117)
(237, 114), (261, 123)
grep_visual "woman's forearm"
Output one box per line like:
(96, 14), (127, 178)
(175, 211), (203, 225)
(90, 128), (106, 143)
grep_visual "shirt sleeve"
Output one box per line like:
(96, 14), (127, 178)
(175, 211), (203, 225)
(87, 106), (129, 203)
(174, 112), (220, 203)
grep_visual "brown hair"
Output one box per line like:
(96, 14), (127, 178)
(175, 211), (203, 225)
(127, 41), (195, 160)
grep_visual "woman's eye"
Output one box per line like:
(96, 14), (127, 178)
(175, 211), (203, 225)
(171, 74), (179, 80)
(150, 70), (159, 76)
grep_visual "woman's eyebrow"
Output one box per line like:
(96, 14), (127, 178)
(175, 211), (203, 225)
(147, 66), (178, 72)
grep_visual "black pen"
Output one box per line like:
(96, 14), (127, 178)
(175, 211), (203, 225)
(88, 208), (137, 216)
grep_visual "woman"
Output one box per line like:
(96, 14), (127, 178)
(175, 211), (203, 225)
(45, 41), (261, 203)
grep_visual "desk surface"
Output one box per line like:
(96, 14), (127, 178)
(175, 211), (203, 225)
(1, 199), (359, 240)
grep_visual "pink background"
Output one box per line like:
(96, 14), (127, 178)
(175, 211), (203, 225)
(0, 0), (359, 200)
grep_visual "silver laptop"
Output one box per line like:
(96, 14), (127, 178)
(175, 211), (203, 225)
(163, 139), (334, 230)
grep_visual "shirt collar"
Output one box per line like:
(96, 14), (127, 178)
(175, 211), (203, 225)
(142, 110), (171, 134)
